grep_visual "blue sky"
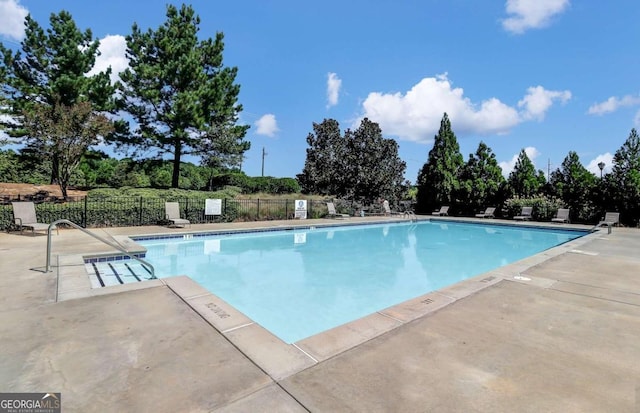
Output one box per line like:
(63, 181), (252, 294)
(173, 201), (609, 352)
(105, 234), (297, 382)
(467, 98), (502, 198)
(1, 0), (639, 183)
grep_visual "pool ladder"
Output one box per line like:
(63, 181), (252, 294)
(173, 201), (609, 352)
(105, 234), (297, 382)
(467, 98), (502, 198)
(403, 211), (418, 222)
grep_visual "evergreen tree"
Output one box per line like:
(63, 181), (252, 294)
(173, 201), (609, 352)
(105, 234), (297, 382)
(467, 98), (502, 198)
(457, 141), (506, 214)
(297, 119), (346, 195)
(0, 10), (115, 191)
(297, 118), (406, 203)
(0, 149), (21, 182)
(549, 151), (597, 222)
(608, 128), (640, 225)
(117, 4), (250, 188)
(416, 113), (463, 213)
(507, 149), (545, 198)
(343, 118), (407, 203)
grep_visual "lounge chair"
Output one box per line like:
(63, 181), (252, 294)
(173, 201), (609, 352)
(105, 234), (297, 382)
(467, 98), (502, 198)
(382, 200), (403, 216)
(598, 212), (620, 227)
(165, 202), (191, 228)
(432, 206), (449, 216)
(513, 206), (533, 221)
(475, 207), (495, 218)
(551, 208), (570, 223)
(326, 202), (349, 219)
(11, 201), (57, 235)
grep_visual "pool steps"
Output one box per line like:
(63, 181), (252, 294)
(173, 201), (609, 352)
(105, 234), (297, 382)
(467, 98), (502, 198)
(85, 260), (155, 288)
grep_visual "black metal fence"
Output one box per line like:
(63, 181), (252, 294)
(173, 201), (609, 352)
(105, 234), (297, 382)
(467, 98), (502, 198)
(0, 197), (340, 231)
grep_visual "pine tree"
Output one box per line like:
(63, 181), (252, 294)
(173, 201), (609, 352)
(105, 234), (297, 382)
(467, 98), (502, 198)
(117, 4), (250, 188)
(507, 149), (545, 198)
(457, 142), (506, 214)
(549, 151), (597, 222)
(416, 113), (463, 213)
(608, 128), (640, 225)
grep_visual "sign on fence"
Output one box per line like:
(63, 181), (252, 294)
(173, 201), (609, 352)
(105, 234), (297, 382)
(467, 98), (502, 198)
(205, 199), (222, 215)
(294, 200), (307, 219)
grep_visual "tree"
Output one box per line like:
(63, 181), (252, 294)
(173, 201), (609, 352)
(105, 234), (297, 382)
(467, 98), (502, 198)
(77, 150), (110, 187)
(608, 128), (640, 226)
(548, 151), (597, 222)
(416, 113), (463, 213)
(199, 124), (250, 190)
(343, 118), (407, 203)
(0, 149), (21, 182)
(117, 4), (250, 188)
(0, 11), (115, 189)
(457, 141), (506, 214)
(297, 118), (346, 195)
(297, 118), (406, 203)
(507, 149), (545, 198)
(21, 99), (113, 197)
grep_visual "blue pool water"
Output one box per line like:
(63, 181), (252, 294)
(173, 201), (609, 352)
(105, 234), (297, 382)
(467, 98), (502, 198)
(137, 221), (584, 343)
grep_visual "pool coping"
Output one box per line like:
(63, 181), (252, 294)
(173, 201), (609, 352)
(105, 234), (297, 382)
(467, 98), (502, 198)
(55, 218), (603, 381)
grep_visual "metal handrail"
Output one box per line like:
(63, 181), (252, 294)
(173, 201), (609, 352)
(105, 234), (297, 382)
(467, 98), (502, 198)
(403, 211), (418, 222)
(45, 219), (155, 278)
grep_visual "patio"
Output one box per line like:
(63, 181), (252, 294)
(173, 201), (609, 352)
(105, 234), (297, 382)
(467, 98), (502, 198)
(0, 217), (638, 412)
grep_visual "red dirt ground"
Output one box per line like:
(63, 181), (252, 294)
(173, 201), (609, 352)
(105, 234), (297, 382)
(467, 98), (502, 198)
(0, 183), (87, 198)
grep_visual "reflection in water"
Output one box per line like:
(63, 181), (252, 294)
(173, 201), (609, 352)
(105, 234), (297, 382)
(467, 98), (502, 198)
(294, 232), (307, 244)
(204, 239), (220, 254)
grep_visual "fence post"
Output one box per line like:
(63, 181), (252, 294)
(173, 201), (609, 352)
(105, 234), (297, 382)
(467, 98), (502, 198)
(285, 199), (288, 220)
(257, 199), (260, 220)
(83, 196), (88, 228)
(138, 197), (143, 226)
(223, 198), (227, 217)
(308, 199), (312, 218)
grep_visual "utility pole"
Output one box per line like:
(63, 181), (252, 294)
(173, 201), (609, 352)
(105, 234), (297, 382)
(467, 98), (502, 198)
(261, 146), (267, 177)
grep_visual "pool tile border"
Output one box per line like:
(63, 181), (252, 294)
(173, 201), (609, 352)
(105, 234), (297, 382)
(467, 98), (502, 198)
(83, 253), (146, 264)
(129, 219), (412, 241)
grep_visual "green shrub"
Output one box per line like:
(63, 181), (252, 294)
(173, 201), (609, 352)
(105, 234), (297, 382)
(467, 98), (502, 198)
(504, 196), (565, 221)
(210, 173), (300, 194)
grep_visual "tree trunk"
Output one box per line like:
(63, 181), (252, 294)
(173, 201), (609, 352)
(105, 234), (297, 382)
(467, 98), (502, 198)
(172, 140), (182, 188)
(50, 154), (60, 185)
(60, 181), (68, 200)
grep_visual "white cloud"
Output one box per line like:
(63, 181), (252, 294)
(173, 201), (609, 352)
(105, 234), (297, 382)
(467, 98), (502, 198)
(255, 114), (279, 137)
(326, 72), (341, 108)
(586, 153), (613, 176)
(587, 94), (640, 115)
(635, 109), (640, 127)
(518, 86), (571, 120)
(0, 0), (28, 41)
(87, 35), (128, 84)
(502, 0), (570, 34)
(499, 146), (540, 177)
(358, 73), (570, 143)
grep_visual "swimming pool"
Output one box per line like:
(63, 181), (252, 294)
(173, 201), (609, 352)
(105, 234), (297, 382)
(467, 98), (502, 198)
(137, 221), (584, 343)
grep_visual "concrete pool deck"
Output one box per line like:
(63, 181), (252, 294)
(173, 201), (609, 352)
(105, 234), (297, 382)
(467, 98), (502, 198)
(0, 216), (639, 412)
